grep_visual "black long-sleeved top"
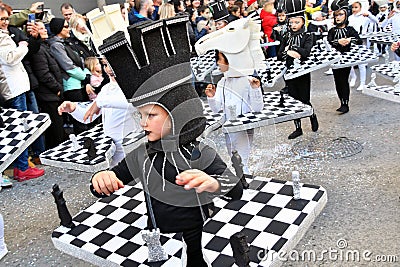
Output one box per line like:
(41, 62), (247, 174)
(96, 140), (243, 233)
(277, 30), (313, 68)
(327, 26), (362, 53)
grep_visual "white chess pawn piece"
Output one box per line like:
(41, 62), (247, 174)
(383, 52), (390, 65)
(293, 58), (301, 69)
(69, 134), (81, 151)
(21, 118), (30, 132)
(367, 73), (377, 87)
(393, 74), (400, 93)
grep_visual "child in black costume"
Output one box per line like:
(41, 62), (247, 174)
(277, 14), (319, 139)
(90, 68), (243, 266)
(327, 0), (362, 114)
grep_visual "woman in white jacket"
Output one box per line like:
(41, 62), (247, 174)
(58, 63), (141, 167)
(348, 1), (378, 91)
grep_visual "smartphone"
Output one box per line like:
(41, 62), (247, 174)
(28, 13), (35, 23)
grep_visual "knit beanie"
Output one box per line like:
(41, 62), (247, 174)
(49, 18), (65, 35)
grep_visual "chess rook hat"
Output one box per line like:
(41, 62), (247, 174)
(209, 0), (229, 22)
(277, 0), (306, 19)
(330, 0), (349, 11)
(99, 15), (206, 145)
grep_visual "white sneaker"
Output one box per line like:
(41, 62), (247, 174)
(1, 175), (12, 188)
(324, 68), (333, 75)
(0, 245), (8, 261)
(349, 78), (356, 87)
(357, 84), (366, 91)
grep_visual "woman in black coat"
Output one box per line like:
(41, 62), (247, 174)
(29, 22), (65, 149)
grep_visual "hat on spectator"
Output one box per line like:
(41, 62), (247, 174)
(49, 18), (65, 35)
(247, 0), (257, 6)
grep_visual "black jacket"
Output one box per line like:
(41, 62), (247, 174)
(94, 140), (243, 233)
(29, 40), (63, 102)
(327, 26), (362, 53)
(65, 31), (96, 61)
(277, 31), (313, 68)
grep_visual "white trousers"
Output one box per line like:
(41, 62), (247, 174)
(224, 129), (254, 174)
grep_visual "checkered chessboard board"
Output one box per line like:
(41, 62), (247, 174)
(368, 33), (400, 45)
(371, 62), (400, 79)
(203, 91), (314, 134)
(284, 43), (341, 80)
(40, 124), (116, 173)
(0, 108), (51, 173)
(331, 45), (379, 69)
(190, 50), (217, 82)
(359, 31), (392, 40)
(257, 57), (286, 88)
(52, 176), (327, 267)
(362, 85), (400, 103)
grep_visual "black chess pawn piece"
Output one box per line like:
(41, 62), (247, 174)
(266, 69), (272, 81)
(0, 106), (4, 128)
(51, 184), (75, 228)
(231, 150), (249, 189)
(230, 232), (250, 267)
(278, 90), (285, 108)
(82, 137), (97, 160)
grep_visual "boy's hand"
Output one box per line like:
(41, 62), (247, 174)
(205, 84), (216, 97)
(248, 77), (261, 88)
(287, 50), (301, 59)
(176, 169), (220, 193)
(391, 42), (400, 52)
(92, 171), (124, 196)
(338, 38), (350, 46)
(83, 101), (100, 122)
(58, 101), (76, 115)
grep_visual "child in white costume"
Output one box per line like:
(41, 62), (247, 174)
(58, 68), (141, 167)
(382, 0), (400, 60)
(205, 51), (264, 175)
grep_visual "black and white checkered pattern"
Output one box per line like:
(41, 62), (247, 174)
(368, 33), (400, 45)
(371, 63), (400, 79)
(40, 124), (115, 173)
(331, 45), (379, 69)
(362, 85), (400, 103)
(257, 57), (286, 88)
(52, 177), (327, 267)
(0, 109), (51, 173)
(190, 50), (217, 82)
(203, 91), (314, 133)
(284, 42), (341, 80)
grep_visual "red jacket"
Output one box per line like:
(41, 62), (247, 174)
(260, 9), (277, 42)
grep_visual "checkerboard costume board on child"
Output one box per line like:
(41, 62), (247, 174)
(52, 177), (327, 266)
(0, 108), (50, 173)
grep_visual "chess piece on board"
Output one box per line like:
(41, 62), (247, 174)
(141, 228), (168, 262)
(393, 74), (400, 93)
(367, 73), (377, 87)
(51, 184), (75, 228)
(82, 137), (97, 160)
(69, 134), (81, 151)
(231, 150), (249, 189)
(278, 90), (285, 107)
(230, 232), (250, 267)
(0, 107), (4, 128)
(383, 52), (390, 65)
(21, 118), (30, 132)
(293, 58), (301, 69)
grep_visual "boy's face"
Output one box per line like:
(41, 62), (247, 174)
(289, 17), (304, 32)
(138, 104), (172, 141)
(351, 3), (361, 14)
(277, 12), (286, 22)
(334, 10), (346, 24)
(379, 6), (387, 12)
(216, 20), (228, 30)
(217, 52), (229, 72)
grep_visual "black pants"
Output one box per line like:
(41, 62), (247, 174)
(286, 73), (311, 106)
(37, 100), (65, 149)
(183, 226), (207, 267)
(332, 67), (351, 101)
(63, 89), (97, 135)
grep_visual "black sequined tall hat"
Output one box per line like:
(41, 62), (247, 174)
(99, 15), (206, 146)
(209, 0), (229, 22)
(277, 0), (306, 19)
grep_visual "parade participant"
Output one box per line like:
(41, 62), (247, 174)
(327, 0), (362, 113)
(91, 17), (243, 266)
(277, 0), (319, 139)
(348, 1), (378, 91)
(375, 3), (389, 56)
(0, 214), (7, 261)
(382, 0), (400, 60)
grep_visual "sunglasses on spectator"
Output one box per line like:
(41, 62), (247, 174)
(0, 17), (9, 22)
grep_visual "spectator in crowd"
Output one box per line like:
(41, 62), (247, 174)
(48, 18), (92, 134)
(195, 5), (215, 41)
(229, 5), (241, 19)
(305, 0), (326, 26)
(120, 3), (127, 21)
(67, 13), (96, 58)
(128, 0), (155, 24)
(246, 0), (259, 16)
(8, 1), (44, 27)
(29, 21), (65, 150)
(152, 0), (163, 20)
(260, 0), (277, 57)
(60, 2), (75, 22)
(159, 2), (175, 19)
(0, 5), (45, 181)
(84, 57), (109, 100)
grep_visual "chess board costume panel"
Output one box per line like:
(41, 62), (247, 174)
(190, 52), (286, 88)
(371, 63), (400, 80)
(331, 45), (379, 69)
(368, 33), (400, 45)
(284, 42), (341, 80)
(0, 109), (51, 173)
(52, 177), (327, 266)
(40, 124), (116, 173)
(203, 91), (314, 133)
(362, 85), (400, 103)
